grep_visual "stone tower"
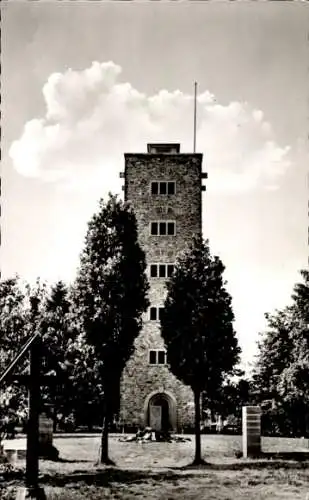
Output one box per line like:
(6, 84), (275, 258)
(119, 143), (206, 432)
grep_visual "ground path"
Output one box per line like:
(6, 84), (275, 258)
(1, 434), (309, 499)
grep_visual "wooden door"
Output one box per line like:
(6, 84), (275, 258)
(149, 405), (162, 431)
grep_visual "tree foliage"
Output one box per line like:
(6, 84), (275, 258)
(161, 237), (240, 463)
(36, 281), (86, 429)
(253, 306), (295, 401)
(0, 277), (47, 435)
(73, 194), (149, 463)
(0, 277), (102, 434)
(203, 377), (250, 424)
(0, 277), (37, 366)
(253, 269), (309, 437)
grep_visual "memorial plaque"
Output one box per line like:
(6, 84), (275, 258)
(242, 406), (261, 458)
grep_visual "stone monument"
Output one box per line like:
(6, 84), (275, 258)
(242, 405), (261, 458)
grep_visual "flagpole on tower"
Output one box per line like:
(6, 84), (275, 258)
(193, 82), (197, 153)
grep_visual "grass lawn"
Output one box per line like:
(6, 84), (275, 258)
(2, 434), (309, 499)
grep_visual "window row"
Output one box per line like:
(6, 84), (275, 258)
(151, 181), (176, 195)
(149, 350), (167, 365)
(149, 307), (164, 321)
(149, 264), (175, 278)
(150, 221), (176, 236)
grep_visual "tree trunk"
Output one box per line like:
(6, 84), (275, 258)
(52, 402), (58, 433)
(99, 400), (115, 465)
(300, 402), (307, 437)
(53, 414), (57, 433)
(193, 388), (205, 465)
(100, 413), (109, 463)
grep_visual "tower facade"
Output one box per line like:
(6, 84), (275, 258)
(119, 143), (206, 432)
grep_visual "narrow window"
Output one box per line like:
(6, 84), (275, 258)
(150, 307), (157, 321)
(159, 182), (167, 195)
(150, 265), (158, 278)
(151, 182), (159, 195)
(151, 222), (158, 235)
(158, 350), (166, 365)
(167, 222), (175, 235)
(167, 265), (174, 277)
(159, 265), (166, 278)
(167, 182), (175, 195)
(159, 222), (167, 235)
(159, 307), (164, 321)
(149, 350), (157, 364)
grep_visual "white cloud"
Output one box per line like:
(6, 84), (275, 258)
(9, 61), (291, 196)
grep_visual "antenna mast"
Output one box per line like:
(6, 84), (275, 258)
(193, 81), (197, 153)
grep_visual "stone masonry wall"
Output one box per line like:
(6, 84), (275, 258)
(119, 151), (203, 432)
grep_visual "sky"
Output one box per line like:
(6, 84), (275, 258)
(2, 2), (309, 373)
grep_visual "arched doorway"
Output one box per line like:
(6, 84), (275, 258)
(144, 391), (177, 431)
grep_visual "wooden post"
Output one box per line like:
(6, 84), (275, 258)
(25, 338), (41, 491)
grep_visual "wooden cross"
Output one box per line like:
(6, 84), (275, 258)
(0, 332), (60, 497)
